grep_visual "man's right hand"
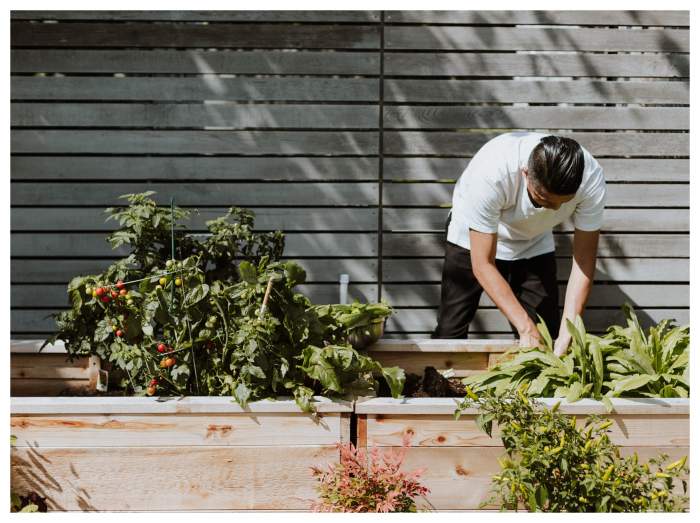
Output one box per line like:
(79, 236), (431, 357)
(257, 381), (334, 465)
(518, 321), (542, 348)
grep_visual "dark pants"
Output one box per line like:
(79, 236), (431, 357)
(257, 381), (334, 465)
(432, 217), (560, 339)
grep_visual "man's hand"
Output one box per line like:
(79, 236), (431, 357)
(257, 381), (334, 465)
(553, 335), (572, 357)
(518, 322), (542, 348)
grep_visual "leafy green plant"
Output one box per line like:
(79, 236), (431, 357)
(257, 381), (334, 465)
(603, 304), (689, 398)
(311, 301), (393, 349)
(456, 388), (689, 512)
(44, 193), (404, 411)
(463, 307), (689, 409)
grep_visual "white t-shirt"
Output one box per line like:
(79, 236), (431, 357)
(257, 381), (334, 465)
(447, 132), (606, 260)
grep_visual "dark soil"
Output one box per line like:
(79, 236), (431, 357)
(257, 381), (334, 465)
(381, 366), (466, 398)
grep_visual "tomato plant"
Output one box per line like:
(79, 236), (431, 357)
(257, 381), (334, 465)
(44, 192), (404, 411)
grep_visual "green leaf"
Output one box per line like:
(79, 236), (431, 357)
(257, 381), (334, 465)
(283, 262), (306, 287)
(238, 261), (257, 284)
(381, 366), (405, 398)
(565, 382), (583, 403)
(233, 382), (251, 408)
(612, 374), (655, 396)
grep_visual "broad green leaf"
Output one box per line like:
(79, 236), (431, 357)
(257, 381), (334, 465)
(612, 374), (655, 396)
(381, 366), (406, 398)
(238, 261), (257, 284)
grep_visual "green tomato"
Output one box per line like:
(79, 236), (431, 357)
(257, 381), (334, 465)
(85, 286), (93, 296)
(166, 259), (174, 269)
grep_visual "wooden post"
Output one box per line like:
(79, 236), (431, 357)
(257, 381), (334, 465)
(87, 355), (101, 391)
(356, 414), (367, 449)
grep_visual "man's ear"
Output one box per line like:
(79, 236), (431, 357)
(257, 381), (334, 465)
(521, 167), (529, 178)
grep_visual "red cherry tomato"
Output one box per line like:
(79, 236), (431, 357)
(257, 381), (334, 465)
(115, 330), (123, 338)
(119, 289), (128, 296)
(95, 287), (105, 297)
(150, 378), (158, 386)
(116, 280), (126, 290)
(110, 290), (119, 299)
(101, 295), (111, 303)
(157, 343), (166, 353)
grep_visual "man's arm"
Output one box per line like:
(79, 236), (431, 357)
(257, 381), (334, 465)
(469, 229), (541, 346)
(553, 228), (600, 356)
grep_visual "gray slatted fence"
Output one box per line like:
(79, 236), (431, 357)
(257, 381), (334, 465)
(10, 10), (689, 339)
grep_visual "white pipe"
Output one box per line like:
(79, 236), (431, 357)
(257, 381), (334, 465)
(339, 273), (350, 304)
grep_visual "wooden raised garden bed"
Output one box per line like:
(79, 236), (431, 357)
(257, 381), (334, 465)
(355, 397), (689, 511)
(368, 339), (517, 378)
(11, 396), (351, 511)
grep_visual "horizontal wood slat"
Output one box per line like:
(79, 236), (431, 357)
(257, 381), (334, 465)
(383, 158), (689, 182)
(383, 131), (689, 157)
(383, 106), (688, 130)
(11, 50), (381, 75)
(12, 130), (379, 155)
(384, 11), (689, 26)
(11, 77), (380, 102)
(10, 259), (378, 285)
(11, 156), (380, 181)
(384, 79), (689, 104)
(11, 413), (344, 447)
(12, 283), (379, 308)
(11, 232), (379, 257)
(384, 53), (689, 77)
(383, 208), (689, 232)
(12, 11), (381, 22)
(385, 26), (689, 52)
(12, 182), (378, 206)
(382, 258), (689, 282)
(11, 446), (338, 510)
(11, 103), (379, 129)
(11, 207), (379, 231)
(385, 308), (689, 333)
(382, 233), (689, 258)
(383, 183), (689, 208)
(381, 283), (690, 308)
(11, 22), (381, 49)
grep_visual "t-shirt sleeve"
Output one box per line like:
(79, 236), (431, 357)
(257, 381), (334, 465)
(464, 177), (506, 234)
(572, 163), (606, 231)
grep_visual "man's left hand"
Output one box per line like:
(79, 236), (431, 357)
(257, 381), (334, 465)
(553, 335), (572, 357)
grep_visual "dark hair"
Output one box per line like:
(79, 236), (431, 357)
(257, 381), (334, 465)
(527, 136), (585, 195)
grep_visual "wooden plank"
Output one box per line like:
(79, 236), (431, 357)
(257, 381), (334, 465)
(11, 22), (381, 49)
(10, 258), (378, 284)
(11, 362), (89, 380)
(11, 379), (90, 396)
(368, 351), (489, 378)
(11, 396), (352, 414)
(11, 182), (378, 206)
(11, 413), (344, 447)
(384, 53), (689, 78)
(384, 308), (689, 333)
(11, 130), (379, 155)
(12, 283), (379, 308)
(11, 50), (381, 75)
(11, 103), (379, 129)
(11, 445), (338, 511)
(381, 233), (689, 258)
(369, 339), (517, 353)
(11, 11), (381, 22)
(383, 131), (689, 157)
(383, 208), (689, 231)
(11, 232), (378, 257)
(384, 79), (689, 104)
(381, 283), (690, 308)
(385, 26), (689, 52)
(383, 182), (689, 208)
(366, 414), (688, 447)
(383, 106), (688, 131)
(356, 397), (690, 416)
(10, 156), (380, 182)
(11, 208), (379, 232)
(382, 258), (689, 283)
(394, 446), (688, 510)
(384, 11), (689, 26)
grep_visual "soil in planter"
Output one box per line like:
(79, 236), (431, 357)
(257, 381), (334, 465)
(379, 366), (466, 398)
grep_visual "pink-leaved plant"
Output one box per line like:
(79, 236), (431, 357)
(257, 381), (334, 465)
(310, 436), (430, 512)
